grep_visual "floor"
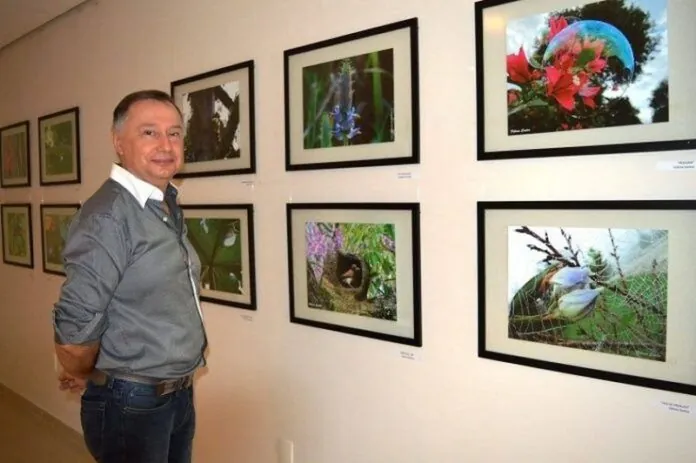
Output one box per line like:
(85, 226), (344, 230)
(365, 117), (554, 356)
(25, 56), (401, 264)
(0, 383), (94, 463)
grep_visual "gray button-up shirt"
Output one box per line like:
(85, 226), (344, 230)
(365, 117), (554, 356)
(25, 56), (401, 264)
(52, 164), (207, 379)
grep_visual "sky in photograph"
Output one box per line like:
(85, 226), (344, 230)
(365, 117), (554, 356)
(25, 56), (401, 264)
(506, 0), (668, 123)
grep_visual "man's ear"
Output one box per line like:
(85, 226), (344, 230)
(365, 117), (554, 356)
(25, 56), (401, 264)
(111, 129), (123, 157)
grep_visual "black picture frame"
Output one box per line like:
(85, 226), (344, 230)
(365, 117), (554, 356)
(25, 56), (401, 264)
(474, 0), (695, 160)
(287, 202), (422, 346)
(1, 203), (34, 269)
(0, 120), (31, 188)
(478, 199), (696, 396)
(38, 106), (81, 185)
(171, 60), (256, 177)
(180, 204), (257, 310)
(39, 203), (81, 276)
(284, 18), (420, 171)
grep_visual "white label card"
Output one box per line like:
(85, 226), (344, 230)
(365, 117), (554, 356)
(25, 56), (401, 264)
(656, 160), (695, 171)
(658, 400), (692, 415)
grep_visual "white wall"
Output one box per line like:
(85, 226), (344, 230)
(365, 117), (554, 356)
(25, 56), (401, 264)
(1, 0), (695, 462)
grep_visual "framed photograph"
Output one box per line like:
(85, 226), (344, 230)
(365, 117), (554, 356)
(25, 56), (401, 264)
(478, 200), (696, 395)
(181, 204), (256, 310)
(171, 60), (256, 177)
(1, 203), (33, 269)
(0, 120), (30, 188)
(38, 107), (81, 185)
(39, 204), (80, 275)
(284, 18), (420, 171)
(475, 0), (696, 160)
(287, 203), (421, 346)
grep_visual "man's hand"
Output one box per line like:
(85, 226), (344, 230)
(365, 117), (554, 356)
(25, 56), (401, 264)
(58, 369), (88, 393)
(54, 342), (100, 394)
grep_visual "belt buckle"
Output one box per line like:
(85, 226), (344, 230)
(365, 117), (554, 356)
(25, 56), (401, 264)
(156, 380), (175, 396)
(156, 376), (190, 396)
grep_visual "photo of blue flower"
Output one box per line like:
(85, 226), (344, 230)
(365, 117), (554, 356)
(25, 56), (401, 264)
(302, 49), (395, 149)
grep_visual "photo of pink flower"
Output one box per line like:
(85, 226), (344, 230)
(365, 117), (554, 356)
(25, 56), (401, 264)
(505, 0), (668, 136)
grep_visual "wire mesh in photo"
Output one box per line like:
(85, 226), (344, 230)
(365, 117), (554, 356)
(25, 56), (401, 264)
(507, 225), (667, 361)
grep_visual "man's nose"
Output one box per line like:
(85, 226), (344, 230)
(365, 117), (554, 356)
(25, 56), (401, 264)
(158, 134), (173, 150)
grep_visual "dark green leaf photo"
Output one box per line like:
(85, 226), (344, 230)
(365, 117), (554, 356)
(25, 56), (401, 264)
(181, 205), (256, 310)
(43, 121), (75, 176)
(186, 217), (244, 294)
(39, 107), (80, 185)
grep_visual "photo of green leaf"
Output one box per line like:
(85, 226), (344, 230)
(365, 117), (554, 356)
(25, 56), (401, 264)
(508, 225), (667, 361)
(43, 121), (74, 176)
(2, 204), (33, 268)
(305, 221), (397, 320)
(185, 217), (244, 295)
(6, 212), (29, 258)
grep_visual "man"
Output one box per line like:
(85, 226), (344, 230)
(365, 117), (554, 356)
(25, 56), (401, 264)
(52, 89), (207, 463)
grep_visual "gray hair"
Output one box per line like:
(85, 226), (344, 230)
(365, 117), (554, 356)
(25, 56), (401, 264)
(112, 89), (183, 132)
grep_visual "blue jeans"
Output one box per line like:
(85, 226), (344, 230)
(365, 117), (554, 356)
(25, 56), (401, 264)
(80, 376), (195, 462)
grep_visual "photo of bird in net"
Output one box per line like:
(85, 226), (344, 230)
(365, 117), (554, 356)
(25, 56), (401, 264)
(507, 225), (668, 361)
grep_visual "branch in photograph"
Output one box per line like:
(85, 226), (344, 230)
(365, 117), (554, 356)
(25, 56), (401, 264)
(514, 225), (581, 266)
(509, 225), (667, 361)
(608, 228), (629, 291)
(514, 332), (664, 352)
(514, 225), (662, 316)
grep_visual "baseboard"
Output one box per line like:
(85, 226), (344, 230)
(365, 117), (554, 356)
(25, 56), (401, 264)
(0, 381), (85, 448)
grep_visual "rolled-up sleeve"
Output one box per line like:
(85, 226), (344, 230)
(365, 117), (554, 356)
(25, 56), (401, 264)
(53, 212), (129, 345)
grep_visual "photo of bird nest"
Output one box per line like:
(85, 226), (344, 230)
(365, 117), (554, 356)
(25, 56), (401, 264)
(305, 221), (397, 321)
(507, 225), (668, 361)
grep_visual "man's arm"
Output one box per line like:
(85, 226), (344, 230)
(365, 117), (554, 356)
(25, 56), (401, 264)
(55, 342), (100, 378)
(52, 211), (129, 383)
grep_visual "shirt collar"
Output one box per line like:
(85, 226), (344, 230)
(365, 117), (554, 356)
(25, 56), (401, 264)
(109, 163), (178, 208)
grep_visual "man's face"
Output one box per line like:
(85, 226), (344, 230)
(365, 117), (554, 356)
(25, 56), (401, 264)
(112, 99), (184, 190)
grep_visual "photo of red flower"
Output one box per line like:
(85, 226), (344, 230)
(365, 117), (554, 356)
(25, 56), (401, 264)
(506, 0), (668, 136)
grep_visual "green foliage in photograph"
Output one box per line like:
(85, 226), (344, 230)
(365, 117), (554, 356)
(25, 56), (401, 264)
(302, 49), (395, 149)
(508, 226), (667, 361)
(305, 221), (397, 320)
(6, 212), (29, 257)
(44, 121), (74, 176)
(185, 217), (244, 295)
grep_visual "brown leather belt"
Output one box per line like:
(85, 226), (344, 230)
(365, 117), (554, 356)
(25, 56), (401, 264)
(90, 369), (194, 396)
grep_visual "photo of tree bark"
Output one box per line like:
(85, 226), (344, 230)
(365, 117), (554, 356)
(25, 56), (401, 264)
(181, 82), (241, 163)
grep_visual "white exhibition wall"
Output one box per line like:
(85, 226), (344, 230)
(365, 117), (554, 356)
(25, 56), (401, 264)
(1, 0), (695, 462)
